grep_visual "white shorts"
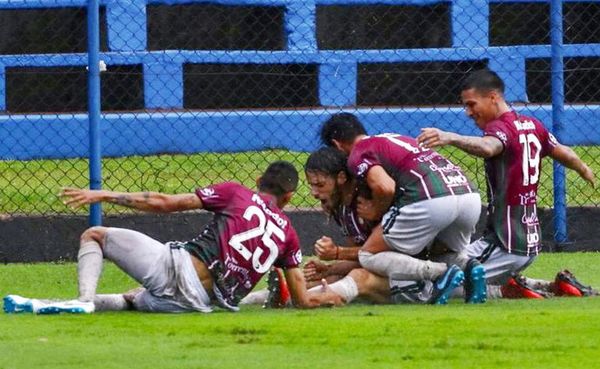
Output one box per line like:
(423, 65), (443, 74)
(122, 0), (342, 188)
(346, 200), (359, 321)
(382, 193), (481, 256)
(467, 238), (536, 285)
(103, 227), (212, 313)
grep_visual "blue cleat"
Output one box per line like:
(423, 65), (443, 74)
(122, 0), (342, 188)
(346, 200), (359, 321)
(464, 259), (487, 304)
(36, 300), (95, 315)
(429, 265), (464, 305)
(3, 295), (34, 313)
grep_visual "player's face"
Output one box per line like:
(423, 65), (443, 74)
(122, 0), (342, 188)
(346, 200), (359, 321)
(461, 88), (497, 130)
(306, 171), (340, 213)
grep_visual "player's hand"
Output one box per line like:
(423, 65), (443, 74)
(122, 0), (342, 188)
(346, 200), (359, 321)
(318, 279), (345, 307)
(303, 260), (329, 282)
(417, 127), (453, 149)
(356, 196), (379, 221)
(580, 165), (596, 188)
(314, 236), (338, 260)
(60, 187), (103, 208)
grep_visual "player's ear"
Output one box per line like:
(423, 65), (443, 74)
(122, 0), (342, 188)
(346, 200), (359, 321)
(279, 191), (294, 208)
(336, 170), (348, 185)
(332, 139), (343, 151)
(256, 176), (262, 189)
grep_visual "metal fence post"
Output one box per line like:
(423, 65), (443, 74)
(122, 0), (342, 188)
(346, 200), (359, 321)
(550, 0), (567, 245)
(87, 0), (102, 226)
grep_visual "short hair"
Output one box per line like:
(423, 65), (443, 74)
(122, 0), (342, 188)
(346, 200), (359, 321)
(304, 147), (350, 178)
(320, 113), (367, 147)
(258, 160), (299, 196)
(461, 69), (505, 95)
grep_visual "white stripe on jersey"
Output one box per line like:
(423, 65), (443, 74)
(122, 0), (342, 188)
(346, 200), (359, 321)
(409, 170), (431, 199)
(507, 205), (512, 253)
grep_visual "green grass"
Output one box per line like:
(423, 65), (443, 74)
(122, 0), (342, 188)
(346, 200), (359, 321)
(1, 253), (600, 369)
(1, 147), (598, 215)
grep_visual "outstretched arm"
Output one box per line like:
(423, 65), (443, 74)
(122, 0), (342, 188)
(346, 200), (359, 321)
(549, 144), (596, 187)
(60, 188), (203, 213)
(417, 127), (503, 158)
(285, 267), (344, 308)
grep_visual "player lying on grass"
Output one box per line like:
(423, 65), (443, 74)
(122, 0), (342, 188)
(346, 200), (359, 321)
(248, 147), (485, 306)
(300, 147), (597, 303)
(3, 161), (343, 314)
(320, 113), (487, 304)
(417, 69), (598, 298)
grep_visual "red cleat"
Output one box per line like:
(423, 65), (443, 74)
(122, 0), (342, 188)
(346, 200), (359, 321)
(263, 267), (291, 308)
(501, 275), (546, 299)
(553, 270), (599, 297)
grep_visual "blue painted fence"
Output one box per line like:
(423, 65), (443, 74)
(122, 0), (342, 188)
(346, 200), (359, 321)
(1, 0), (599, 160)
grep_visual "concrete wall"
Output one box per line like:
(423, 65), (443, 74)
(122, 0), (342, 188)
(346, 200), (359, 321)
(1, 207), (598, 263)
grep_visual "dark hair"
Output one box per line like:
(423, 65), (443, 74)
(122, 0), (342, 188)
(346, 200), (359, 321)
(320, 113), (367, 147)
(304, 147), (350, 178)
(258, 160), (299, 196)
(461, 69), (505, 95)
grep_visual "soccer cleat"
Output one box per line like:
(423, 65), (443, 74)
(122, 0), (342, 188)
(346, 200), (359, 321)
(3, 295), (34, 313)
(501, 274), (546, 299)
(429, 265), (465, 305)
(390, 280), (432, 304)
(263, 268), (291, 309)
(36, 300), (95, 314)
(464, 259), (487, 304)
(553, 270), (599, 297)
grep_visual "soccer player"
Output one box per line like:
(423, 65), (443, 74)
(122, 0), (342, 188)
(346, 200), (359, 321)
(320, 113), (486, 304)
(417, 69), (597, 298)
(303, 147), (432, 304)
(3, 161), (342, 314)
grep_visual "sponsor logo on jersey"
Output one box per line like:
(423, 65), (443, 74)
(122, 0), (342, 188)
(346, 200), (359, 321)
(548, 132), (559, 146)
(200, 187), (216, 197)
(495, 131), (508, 143)
(293, 249), (303, 264)
(357, 162), (369, 176)
(514, 119), (536, 131)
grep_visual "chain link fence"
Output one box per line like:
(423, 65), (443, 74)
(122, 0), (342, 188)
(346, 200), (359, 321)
(1, 0), (599, 246)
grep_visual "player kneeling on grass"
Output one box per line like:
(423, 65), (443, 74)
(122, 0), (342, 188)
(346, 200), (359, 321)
(417, 69), (598, 299)
(3, 161), (342, 315)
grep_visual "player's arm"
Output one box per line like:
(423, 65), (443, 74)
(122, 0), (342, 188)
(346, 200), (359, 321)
(417, 128), (503, 158)
(364, 166), (395, 219)
(548, 144), (596, 187)
(60, 188), (203, 213)
(284, 267), (344, 308)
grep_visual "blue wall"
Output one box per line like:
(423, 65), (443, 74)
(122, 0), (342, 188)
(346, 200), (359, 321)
(1, 0), (599, 160)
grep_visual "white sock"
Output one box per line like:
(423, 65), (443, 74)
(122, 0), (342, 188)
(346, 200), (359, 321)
(451, 285), (502, 300)
(310, 276), (359, 303)
(78, 241), (104, 302)
(93, 294), (129, 311)
(358, 250), (447, 281)
(240, 289), (269, 305)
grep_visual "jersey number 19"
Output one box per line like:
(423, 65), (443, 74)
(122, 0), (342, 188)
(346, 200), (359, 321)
(519, 133), (541, 186)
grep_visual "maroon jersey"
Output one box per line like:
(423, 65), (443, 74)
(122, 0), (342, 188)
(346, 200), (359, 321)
(181, 182), (302, 310)
(347, 134), (476, 208)
(333, 194), (376, 246)
(482, 111), (558, 256)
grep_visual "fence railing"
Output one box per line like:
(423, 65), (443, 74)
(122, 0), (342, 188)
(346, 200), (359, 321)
(1, 0), (599, 246)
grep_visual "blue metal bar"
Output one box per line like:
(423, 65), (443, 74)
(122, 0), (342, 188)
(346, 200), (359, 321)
(1, 0), (598, 10)
(0, 64), (5, 111)
(4, 43), (600, 67)
(3, 104), (600, 161)
(87, 0), (102, 226)
(550, 0), (567, 244)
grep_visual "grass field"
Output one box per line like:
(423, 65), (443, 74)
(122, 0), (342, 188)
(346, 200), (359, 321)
(0, 146), (599, 215)
(1, 253), (600, 369)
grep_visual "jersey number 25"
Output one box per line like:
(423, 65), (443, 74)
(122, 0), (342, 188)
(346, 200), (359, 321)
(229, 205), (284, 273)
